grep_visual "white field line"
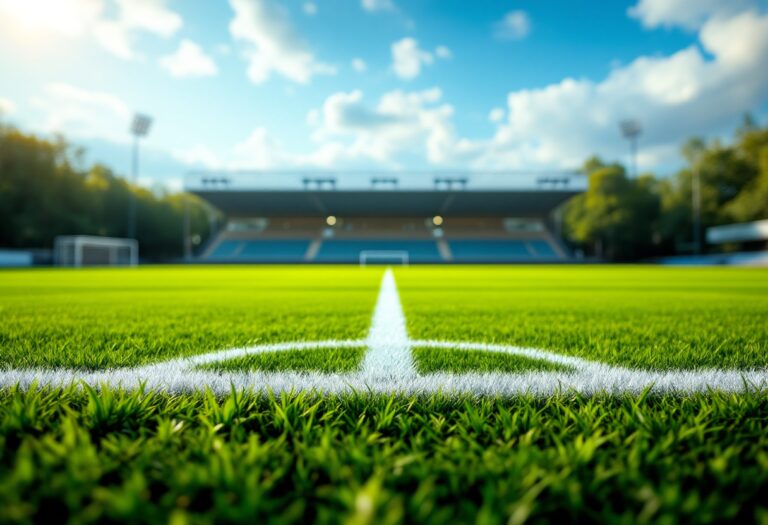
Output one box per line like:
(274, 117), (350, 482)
(0, 269), (767, 396)
(139, 340), (367, 373)
(1, 365), (766, 396)
(360, 269), (417, 379)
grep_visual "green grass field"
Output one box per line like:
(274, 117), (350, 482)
(1, 265), (767, 524)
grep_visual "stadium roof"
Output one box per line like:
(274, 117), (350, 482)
(186, 171), (586, 217)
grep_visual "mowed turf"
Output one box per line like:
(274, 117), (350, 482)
(412, 347), (572, 374)
(1, 265), (768, 524)
(201, 346), (367, 374)
(1, 387), (767, 524)
(0, 267), (381, 370)
(396, 266), (768, 370)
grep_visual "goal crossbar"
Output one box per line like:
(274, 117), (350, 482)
(54, 236), (138, 267)
(359, 250), (409, 266)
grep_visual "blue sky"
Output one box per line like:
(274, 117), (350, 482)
(0, 0), (767, 189)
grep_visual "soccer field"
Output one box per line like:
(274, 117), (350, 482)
(1, 266), (767, 523)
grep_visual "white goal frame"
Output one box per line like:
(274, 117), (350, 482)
(359, 250), (409, 266)
(54, 235), (138, 267)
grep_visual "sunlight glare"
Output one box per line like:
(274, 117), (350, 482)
(0, 0), (101, 38)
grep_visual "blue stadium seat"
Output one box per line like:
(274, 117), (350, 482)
(238, 240), (310, 262)
(449, 240), (532, 262)
(315, 240), (442, 263)
(209, 240), (242, 258)
(527, 240), (559, 258)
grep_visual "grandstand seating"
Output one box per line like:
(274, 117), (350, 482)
(527, 239), (558, 258)
(240, 240), (310, 261)
(315, 240), (442, 263)
(449, 240), (531, 262)
(202, 218), (568, 263)
(209, 240), (242, 259)
(208, 240), (310, 262)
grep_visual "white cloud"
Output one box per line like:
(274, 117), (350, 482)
(0, 0), (182, 60)
(361, 0), (395, 13)
(351, 58), (367, 72)
(628, 0), (755, 30)
(30, 83), (131, 142)
(303, 2), (317, 15)
(0, 97), (17, 116)
(173, 2), (768, 173)
(174, 87), (464, 170)
(474, 8), (768, 170)
(160, 39), (218, 78)
(228, 0), (336, 84)
(488, 107), (504, 123)
(0, 0), (103, 37)
(92, 21), (134, 60)
(231, 127), (291, 168)
(435, 45), (452, 59)
(307, 87), (468, 166)
(391, 38), (433, 80)
(116, 0), (181, 37)
(495, 10), (531, 40)
(390, 40), (451, 80)
(175, 128), (294, 170)
(172, 145), (222, 169)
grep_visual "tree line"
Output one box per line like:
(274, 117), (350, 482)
(563, 117), (768, 260)
(1, 118), (766, 262)
(0, 123), (217, 261)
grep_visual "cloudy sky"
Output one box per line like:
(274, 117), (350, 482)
(0, 0), (767, 189)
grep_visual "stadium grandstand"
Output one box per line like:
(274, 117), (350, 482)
(186, 172), (585, 264)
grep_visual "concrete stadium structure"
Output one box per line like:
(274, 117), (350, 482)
(186, 171), (585, 264)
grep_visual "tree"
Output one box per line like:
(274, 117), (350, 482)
(0, 124), (220, 260)
(659, 123), (768, 252)
(563, 160), (660, 260)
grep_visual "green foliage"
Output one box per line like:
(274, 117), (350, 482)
(413, 347), (571, 374)
(658, 126), (768, 252)
(0, 124), (217, 260)
(564, 121), (768, 259)
(563, 163), (660, 259)
(395, 266), (768, 370)
(723, 145), (768, 223)
(202, 347), (367, 373)
(1, 386), (767, 524)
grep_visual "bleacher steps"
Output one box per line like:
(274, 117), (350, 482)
(437, 239), (452, 262)
(305, 239), (322, 262)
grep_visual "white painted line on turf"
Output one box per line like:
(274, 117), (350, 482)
(1, 268), (767, 396)
(410, 340), (602, 374)
(139, 340), (367, 374)
(360, 269), (417, 380)
(1, 365), (767, 396)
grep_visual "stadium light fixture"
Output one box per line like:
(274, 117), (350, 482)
(691, 159), (703, 255)
(620, 119), (642, 178)
(326, 215), (337, 226)
(128, 113), (153, 240)
(432, 215), (444, 226)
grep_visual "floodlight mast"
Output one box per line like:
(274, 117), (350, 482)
(128, 113), (153, 240)
(620, 119), (642, 178)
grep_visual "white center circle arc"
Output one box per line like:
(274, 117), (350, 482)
(1, 270), (767, 395)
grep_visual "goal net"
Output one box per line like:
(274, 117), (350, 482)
(54, 236), (138, 267)
(359, 250), (409, 266)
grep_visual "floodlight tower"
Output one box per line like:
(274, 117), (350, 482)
(128, 113), (153, 239)
(620, 119), (642, 178)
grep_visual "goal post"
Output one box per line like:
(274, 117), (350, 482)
(54, 236), (138, 267)
(359, 250), (409, 266)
